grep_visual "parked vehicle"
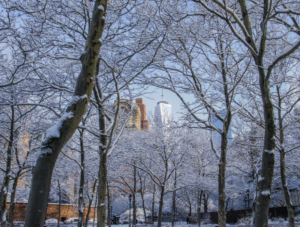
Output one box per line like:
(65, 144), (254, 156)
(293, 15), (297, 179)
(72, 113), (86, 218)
(88, 218), (97, 223)
(64, 217), (79, 224)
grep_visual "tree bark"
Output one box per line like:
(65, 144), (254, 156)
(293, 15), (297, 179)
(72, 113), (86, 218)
(152, 185), (156, 223)
(107, 183), (111, 227)
(97, 108), (107, 227)
(0, 106), (14, 226)
(58, 180), (61, 227)
(171, 170), (177, 227)
(276, 87), (295, 227)
(254, 68), (276, 227)
(78, 129), (85, 227)
(197, 190), (203, 227)
(138, 174), (147, 223)
(157, 185), (165, 227)
(133, 164), (137, 226)
(84, 180), (97, 227)
(217, 40), (231, 227)
(7, 171), (19, 227)
(93, 190), (98, 227)
(24, 1), (107, 226)
(280, 150), (295, 227)
(218, 133), (227, 227)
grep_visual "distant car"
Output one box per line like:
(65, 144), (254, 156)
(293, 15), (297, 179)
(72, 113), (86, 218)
(44, 218), (58, 227)
(88, 218), (97, 223)
(45, 218), (58, 224)
(64, 217), (79, 224)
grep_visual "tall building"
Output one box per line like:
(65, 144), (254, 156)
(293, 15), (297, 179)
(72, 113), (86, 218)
(114, 98), (149, 130)
(211, 109), (232, 143)
(154, 100), (172, 126)
(136, 98), (149, 130)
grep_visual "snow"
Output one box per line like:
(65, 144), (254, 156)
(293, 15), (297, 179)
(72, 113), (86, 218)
(40, 147), (53, 155)
(98, 38), (103, 43)
(98, 5), (104, 11)
(120, 208), (150, 222)
(40, 94), (88, 155)
(264, 149), (274, 154)
(2, 210), (6, 222)
(101, 16), (106, 21)
(261, 190), (270, 196)
(45, 218), (58, 224)
(100, 203), (105, 206)
(68, 94), (88, 109)
(258, 175), (264, 182)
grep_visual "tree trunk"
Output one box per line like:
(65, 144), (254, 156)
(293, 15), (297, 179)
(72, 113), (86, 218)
(84, 180), (97, 227)
(254, 69), (276, 227)
(107, 183), (111, 227)
(0, 106), (14, 226)
(133, 164), (137, 226)
(7, 171), (19, 227)
(171, 171), (177, 227)
(197, 190), (203, 227)
(218, 133), (228, 227)
(97, 108), (107, 227)
(152, 185), (155, 223)
(58, 180), (61, 227)
(78, 130), (85, 227)
(279, 150), (295, 227)
(252, 176), (258, 225)
(139, 174), (147, 223)
(24, 1), (107, 226)
(93, 191), (97, 227)
(275, 86), (295, 227)
(157, 186), (165, 227)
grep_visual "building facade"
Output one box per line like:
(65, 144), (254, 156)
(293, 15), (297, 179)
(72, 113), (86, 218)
(115, 98), (149, 130)
(154, 101), (172, 126)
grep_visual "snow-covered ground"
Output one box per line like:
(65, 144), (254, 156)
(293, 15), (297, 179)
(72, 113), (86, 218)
(15, 218), (300, 227)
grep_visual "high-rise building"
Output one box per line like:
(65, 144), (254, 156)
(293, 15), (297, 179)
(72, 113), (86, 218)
(114, 98), (149, 130)
(136, 98), (149, 130)
(155, 100), (172, 126)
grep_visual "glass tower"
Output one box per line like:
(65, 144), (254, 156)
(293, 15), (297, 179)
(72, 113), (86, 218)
(154, 101), (172, 127)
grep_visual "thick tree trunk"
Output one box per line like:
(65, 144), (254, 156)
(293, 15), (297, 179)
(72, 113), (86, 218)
(7, 171), (19, 227)
(78, 130), (85, 227)
(24, 1), (107, 226)
(218, 133), (227, 227)
(254, 68), (276, 227)
(157, 186), (165, 227)
(133, 164), (137, 226)
(0, 106), (14, 226)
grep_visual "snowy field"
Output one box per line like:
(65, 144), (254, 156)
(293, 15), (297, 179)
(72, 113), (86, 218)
(27, 222), (300, 227)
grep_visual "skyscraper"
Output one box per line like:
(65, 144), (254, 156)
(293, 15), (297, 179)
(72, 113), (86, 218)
(154, 91), (172, 126)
